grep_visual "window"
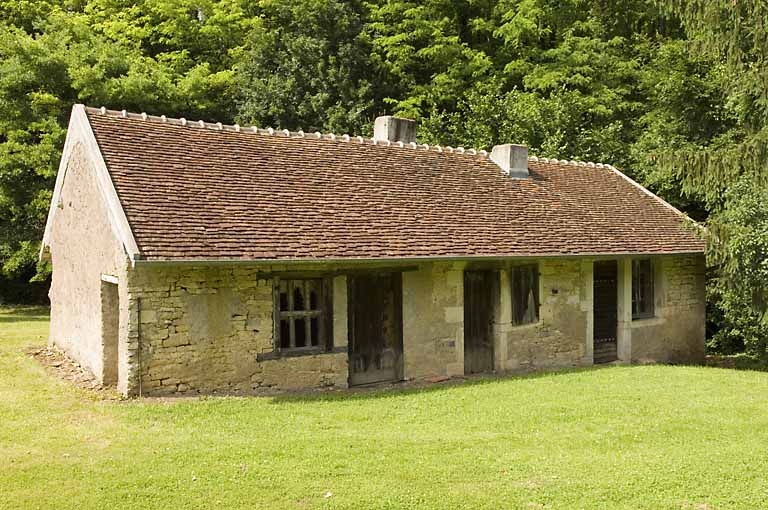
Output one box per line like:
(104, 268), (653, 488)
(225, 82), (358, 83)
(276, 279), (329, 351)
(511, 265), (539, 325)
(632, 259), (654, 319)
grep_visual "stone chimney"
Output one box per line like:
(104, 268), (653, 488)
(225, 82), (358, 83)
(374, 115), (416, 144)
(490, 143), (528, 178)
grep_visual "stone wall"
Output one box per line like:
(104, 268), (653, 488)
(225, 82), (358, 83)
(630, 255), (706, 364)
(47, 142), (131, 386)
(127, 264), (348, 396)
(402, 262), (465, 379)
(59, 251), (703, 397)
(131, 260), (471, 394)
(499, 259), (590, 371)
(493, 255), (706, 371)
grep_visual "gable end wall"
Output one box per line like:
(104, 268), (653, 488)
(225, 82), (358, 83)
(48, 142), (132, 387)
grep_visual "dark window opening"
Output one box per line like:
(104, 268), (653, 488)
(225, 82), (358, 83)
(280, 320), (291, 349)
(295, 319), (307, 347)
(511, 265), (540, 325)
(293, 286), (305, 311)
(275, 279), (329, 351)
(632, 259), (654, 320)
(310, 289), (318, 309)
(310, 317), (319, 346)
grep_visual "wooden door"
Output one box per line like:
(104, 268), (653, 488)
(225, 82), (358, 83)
(464, 270), (495, 374)
(100, 280), (119, 386)
(348, 273), (403, 386)
(593, 261), (618, 363)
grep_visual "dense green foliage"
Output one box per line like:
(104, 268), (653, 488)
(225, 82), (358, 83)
(238, 0), (376, 134)
(1, 0), (764, 353)
(0, 0), (252, 282)
(659, 1), (768, 356)
(3, 307), (768, 509)
(705, 181), (768, 355)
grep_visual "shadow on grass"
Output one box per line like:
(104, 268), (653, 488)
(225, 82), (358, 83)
(0, 306), (50, 323)
(136, 367), (622, 406)
(266, 365), (616, 405)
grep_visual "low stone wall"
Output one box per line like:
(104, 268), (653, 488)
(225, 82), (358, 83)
(128, 264), (348, 396)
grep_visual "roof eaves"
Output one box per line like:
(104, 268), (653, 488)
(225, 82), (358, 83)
(132, 250), (706, 267)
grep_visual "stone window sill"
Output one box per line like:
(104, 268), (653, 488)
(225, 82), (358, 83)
(631, 316), (666, 328)
(256, 345), (346, 361)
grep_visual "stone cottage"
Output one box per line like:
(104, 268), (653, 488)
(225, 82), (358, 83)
(40, 104), (706, 397)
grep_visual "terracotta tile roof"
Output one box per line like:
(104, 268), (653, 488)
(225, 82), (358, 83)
(84, 108), (704, 261)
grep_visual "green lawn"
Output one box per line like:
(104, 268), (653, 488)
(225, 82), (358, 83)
(2, 307), (768, 509)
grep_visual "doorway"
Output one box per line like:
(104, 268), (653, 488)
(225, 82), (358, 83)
(100, 280), (119, 385)
(464, 270), (496, 374)
(348, 273), (403, 386)
(593, 261), (618, 363)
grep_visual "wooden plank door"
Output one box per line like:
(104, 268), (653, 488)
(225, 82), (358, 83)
(593, 261), (618, 363)
(464, 270), (495, 374)
(348, 273), (403, 386)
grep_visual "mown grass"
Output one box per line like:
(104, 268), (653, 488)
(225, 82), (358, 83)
(2, 306), (768, 509)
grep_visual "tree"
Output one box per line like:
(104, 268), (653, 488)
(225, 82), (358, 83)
(236, 0), (376, 135)
(365, 0), (496, 120)
(658, 0), (768, 356)
(413, 0), (682, 171)
(0, 1), (251, 290)
(3, 0), (758, 351)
